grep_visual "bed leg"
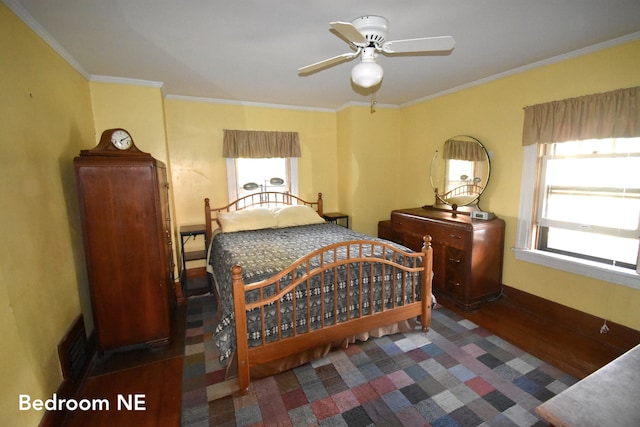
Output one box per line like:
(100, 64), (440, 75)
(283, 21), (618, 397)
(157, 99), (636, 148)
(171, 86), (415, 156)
(421, 236), (433, 332)
(232, 265), (251, 393)
(204, 198), (212, 247)
(317, 192), (323, 216)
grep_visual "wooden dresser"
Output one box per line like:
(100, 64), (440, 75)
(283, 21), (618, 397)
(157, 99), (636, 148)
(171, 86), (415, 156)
(74, 133), (175, 351)
(379, 207), (505, 310)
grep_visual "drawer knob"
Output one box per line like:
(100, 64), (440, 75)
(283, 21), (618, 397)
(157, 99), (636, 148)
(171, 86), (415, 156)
(449, 234), (461, 239)
(448, 257), (461, 263)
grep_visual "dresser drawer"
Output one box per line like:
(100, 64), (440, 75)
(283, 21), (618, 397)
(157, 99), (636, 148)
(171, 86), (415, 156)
(393, 215), (468, 250)
(444, 246), (466, 299)
(425, 224), (468, 250)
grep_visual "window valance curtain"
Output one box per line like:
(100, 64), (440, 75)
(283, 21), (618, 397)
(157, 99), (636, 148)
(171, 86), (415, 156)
(522, 86), (640, 145)
(223, 129), (301, 158)
(444, 138), (485, 161)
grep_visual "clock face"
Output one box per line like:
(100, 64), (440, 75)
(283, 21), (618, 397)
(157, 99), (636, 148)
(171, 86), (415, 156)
(111, 130), (132, 150)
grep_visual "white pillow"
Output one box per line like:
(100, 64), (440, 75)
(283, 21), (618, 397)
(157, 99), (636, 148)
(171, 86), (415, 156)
(217, 208), (277, 232)
(275, 205), (326, 228)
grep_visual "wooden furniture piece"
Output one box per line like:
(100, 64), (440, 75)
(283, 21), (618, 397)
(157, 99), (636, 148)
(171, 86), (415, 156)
(322, 212), (350, 228)
(74, 129), (175, 352)
(536, 344), (640, 427)
(379, 206), (504, 310)
(179, 224), (210, 296)
(204, 192), (433, 393)
(180, 224), (207, 273)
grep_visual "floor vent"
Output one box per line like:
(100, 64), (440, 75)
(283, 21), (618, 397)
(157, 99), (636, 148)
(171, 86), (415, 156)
(58, 315), (90, 383)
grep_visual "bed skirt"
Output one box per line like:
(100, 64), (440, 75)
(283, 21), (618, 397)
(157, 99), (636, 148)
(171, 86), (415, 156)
(225, 318), (418, 380)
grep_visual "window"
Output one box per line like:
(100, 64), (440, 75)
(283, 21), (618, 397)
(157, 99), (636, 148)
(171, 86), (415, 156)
(226, 157), (298, 201)
(516, 87), (640, 288)
(537, 138), (640, 268)
(222, 129), (301, 201)
(516, 139), (640, 288)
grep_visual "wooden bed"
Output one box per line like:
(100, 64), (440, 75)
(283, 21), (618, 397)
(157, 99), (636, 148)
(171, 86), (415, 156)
(204, 192), (433, 393)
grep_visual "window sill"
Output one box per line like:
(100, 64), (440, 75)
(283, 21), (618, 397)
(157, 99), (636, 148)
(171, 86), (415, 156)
(513, 248), (640, 290)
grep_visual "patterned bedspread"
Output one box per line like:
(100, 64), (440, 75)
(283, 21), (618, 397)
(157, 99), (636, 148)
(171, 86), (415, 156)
(209, 223), (424, 366)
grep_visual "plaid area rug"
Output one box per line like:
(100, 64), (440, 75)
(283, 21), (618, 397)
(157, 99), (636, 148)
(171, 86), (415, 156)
(181, 295), (576, 426)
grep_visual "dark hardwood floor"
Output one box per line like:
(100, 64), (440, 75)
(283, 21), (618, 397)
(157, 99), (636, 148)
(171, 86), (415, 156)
(61, 302), (187, 427)
(59, 283), (638, 426)
(440, 296), (627, 379)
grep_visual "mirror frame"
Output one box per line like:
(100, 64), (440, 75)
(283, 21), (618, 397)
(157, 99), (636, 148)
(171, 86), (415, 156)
(430, 135), (491, 210)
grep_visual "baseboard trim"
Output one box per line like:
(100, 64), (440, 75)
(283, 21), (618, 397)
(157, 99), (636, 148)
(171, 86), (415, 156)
(501, 285), (640, 354)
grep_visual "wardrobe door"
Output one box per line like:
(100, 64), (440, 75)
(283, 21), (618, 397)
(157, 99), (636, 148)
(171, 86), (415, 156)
(75, 156), (172, 351)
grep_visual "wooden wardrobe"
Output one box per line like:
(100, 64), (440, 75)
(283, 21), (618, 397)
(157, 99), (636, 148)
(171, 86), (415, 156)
(74, 129), (175, 351)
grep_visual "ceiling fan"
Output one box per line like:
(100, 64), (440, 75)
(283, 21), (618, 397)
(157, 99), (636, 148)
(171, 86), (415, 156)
(298, 15), (455, 88)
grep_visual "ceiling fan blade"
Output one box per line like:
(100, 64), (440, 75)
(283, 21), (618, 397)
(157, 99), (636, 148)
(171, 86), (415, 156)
(329, 21), (367, 44)
(298, 51), (360, 75)
(382, 36), (455, 54)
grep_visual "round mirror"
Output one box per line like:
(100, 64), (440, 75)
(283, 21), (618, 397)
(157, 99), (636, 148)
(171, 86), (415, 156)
(430, 135), (490, 207)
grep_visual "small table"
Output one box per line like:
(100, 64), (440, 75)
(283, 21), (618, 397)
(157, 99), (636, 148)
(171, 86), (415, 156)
(179, 224), (208, 296)
(536, 344), (640, 427)
(322, 212), (349, 228)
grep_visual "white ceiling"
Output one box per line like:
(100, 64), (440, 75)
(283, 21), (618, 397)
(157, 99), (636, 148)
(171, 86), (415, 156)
(7, 0), (640, 110)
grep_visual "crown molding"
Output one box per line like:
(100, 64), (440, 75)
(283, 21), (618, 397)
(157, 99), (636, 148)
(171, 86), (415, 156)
(90, 75), (164, 89)
(402, 31), (640, 108)
(336, 101), (399, 112)
(165, 94), (336, 113)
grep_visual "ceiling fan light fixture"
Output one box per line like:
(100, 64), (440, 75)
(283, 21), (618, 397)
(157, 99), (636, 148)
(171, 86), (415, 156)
(351, 48), (383, 88)
(351, 61), (383, 88)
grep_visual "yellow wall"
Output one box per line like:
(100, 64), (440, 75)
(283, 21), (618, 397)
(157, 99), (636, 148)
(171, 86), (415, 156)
(336, 107), (355, 225)
(336, 106), (402, 233)
(161, 98), (400, 235)
(164, 99), (339, 227)
(0, 3), (95, 425)
(398, 40), (640, 330)
(90, 82), (169, 164)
